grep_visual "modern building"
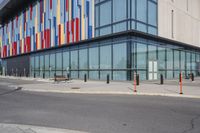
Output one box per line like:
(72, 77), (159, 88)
(0, 0), (200, 81)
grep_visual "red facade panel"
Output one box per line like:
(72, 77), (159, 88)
(58, 24), (61, 46)
(76, 18), (79, 42)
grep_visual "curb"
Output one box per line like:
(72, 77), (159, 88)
(21, 88), (200, 99)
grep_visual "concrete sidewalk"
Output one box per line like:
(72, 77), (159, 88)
(1, 76), (200, 99)
(0, 123), (88, 133)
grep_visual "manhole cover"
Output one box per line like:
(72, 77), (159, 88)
(71, 87), (80, 89)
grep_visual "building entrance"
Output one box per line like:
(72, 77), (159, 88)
(148, 61), (158, 80)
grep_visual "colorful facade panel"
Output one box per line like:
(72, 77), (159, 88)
(0, 0), (94, 58)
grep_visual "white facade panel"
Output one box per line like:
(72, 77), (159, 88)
(158, 0), (200, 47)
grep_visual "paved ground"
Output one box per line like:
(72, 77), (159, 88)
(0, 123), (87, 133)
(0, 77), (200, 133)
(2, 76), (200, 99)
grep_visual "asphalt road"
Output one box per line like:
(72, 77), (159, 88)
(0, 78), (200, 133)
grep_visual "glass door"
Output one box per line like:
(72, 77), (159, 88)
(149, 61), (158, 80)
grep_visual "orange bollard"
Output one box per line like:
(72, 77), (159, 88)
(134, 72), (137, 92)
(179, 73), (183, 94)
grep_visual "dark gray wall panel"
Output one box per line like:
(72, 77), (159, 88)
(5, 55), (30, 76)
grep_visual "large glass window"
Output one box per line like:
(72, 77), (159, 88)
(35, 56), (39, 71)
(71, 50), (78, 70)
(113, 0), (127, 22)
(191, 53), (196, 73)
(100, 45), (111, 69)
(180, 51), (185, 70)
(30, 57), (34, 71)
(186, 52), (191, 72)
(100, 71), (111, 80)
(196, 53), (200, 62)
(113, 43), (127, 69)
(166, 49), (173, 70)
(89, 47), (99, 69)
(148, 45), (157, 61)
(100, 1), (111, 26)
(89, 71), (99, 80)
(30, 57), (35, 77)
(49, 53), (55, 77)
(39, 55), (44, 77)
(63, 51), (70, 75)
(70, 51), (78, 78)
(158, 47), (165, 70)
(95, 0), (157, 37)
(148, 26), (157, 35)
(95, 6), (99, 27)
(79, 49), (88, 69)
(174, 50), (180, 70)
(137, 71), (147, 80)
(137, 23), (147, 33)
(100, 26), (111, 36)
(113, 71), (127, 80)
(166, 49), (173, 79)
(131, 0), (136, 19)
(45, 54), (49, 70)
(40, 55), (44, 69)
(44, 54), (50, 78)
(148, 1), (157, 26)
(56, 52), (62, 71)
(113, 22), (127, 33)
(137, 0), (147, 23)
(136, 43), (147, 69)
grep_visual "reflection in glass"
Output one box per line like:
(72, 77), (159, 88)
(113, 43), (127, 69)
(137, 43), (147, 69)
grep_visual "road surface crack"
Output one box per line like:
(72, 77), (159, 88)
(182, 114), (200, 133)
(0, 87), (22, 96)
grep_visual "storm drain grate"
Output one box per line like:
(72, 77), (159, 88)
(71, 87), (80, 89)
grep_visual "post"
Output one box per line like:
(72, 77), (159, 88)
(191, 73), (194, 81)
(160, 74), (164, 85)
(134, 71), (137, 92)
(34, 73), (36, 78)
(179, 73), (183, 94)
(54, 73), (56, 81)
(136, 74), (140, 86)
(84, 74), (87, 82)
(107, 74), (110, 84)
(43, 73), (45, 79)
(67, 73), (70, 79)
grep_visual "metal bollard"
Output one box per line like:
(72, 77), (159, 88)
(43, 73), (45, 79)
(191, 73), (194, 81)
(67, 73), (70, 79)
(179, 73), (183, 94)
(34, 73), (36, 78)
(133, 72), (137, 92)
(84, 74), (87, 82)
(136, 74), (139, 86)
(160, 74), (164, 85)
(107, 74), (110, 84)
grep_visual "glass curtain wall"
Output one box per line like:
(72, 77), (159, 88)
(30, 37), (200, 81)
(95, 0), (158, 36)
